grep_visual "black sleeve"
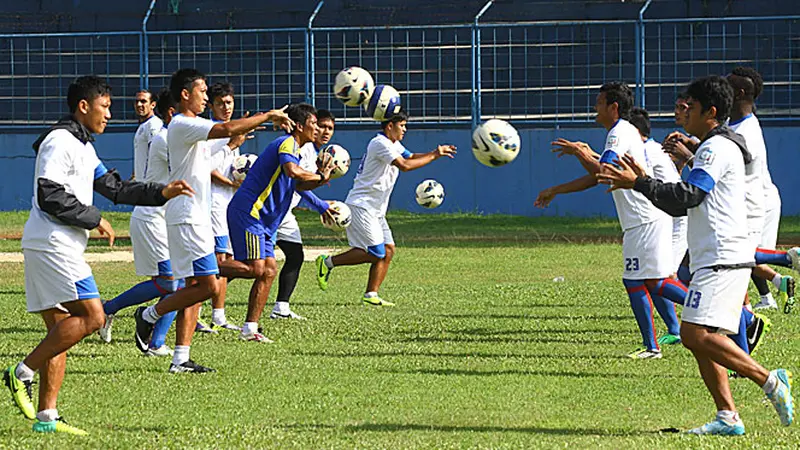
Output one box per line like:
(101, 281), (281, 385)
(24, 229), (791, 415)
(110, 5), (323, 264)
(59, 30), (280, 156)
(37, 178), (102, 230)
(93, 169), (168, 206)
(632, 176), (707, 217)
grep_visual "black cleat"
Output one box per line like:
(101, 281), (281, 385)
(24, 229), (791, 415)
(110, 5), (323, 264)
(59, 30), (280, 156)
(746, 313), (772, 355)
(133, 306), (154, 353)
(168, 359), (216, 374)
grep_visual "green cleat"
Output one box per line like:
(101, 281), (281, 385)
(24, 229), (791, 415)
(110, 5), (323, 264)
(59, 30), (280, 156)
(657, 334), (682, 345)
(779, 276), (796, 314)
(362, 295), (395, 307)
(32, 417), (88, 436)
(3, 365), (35, 420)
(316, 255), (331, 291)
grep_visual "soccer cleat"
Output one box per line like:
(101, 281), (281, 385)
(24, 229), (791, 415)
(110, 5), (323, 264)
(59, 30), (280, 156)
(239, 331), (274, 343)
(786, 295), (796, 315)
(98, 313), (114, 343)
(32, 417), (88, 436)
(195, 319), (218, 334)
(269, 310), (306, 320)
(168, 359), (216, 374)
(754, 297), (779, 311)
(685, 418), (745, 436)
(766, 369), (794, 426)
(3, 366), (35, 420)
(133, 306), (154, 353)
(316, 255), (331, 291)
(362, 295), (395, 307)
(788, 247), (800, 272)
(746, 313), (772, 355)
(144, 345), (174, 357)
(209, 322), (241, 332)
(657, 334), (682, 345)
(627, 348), (663, 359)
(779, 276), (797, 314)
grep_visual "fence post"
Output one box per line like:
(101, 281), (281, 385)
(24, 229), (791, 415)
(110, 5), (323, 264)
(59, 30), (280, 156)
(472, 1), (493, 129)
(306, 1), (324, 104)
(141, 0), (157, 91)
(636, 0), (652, 107)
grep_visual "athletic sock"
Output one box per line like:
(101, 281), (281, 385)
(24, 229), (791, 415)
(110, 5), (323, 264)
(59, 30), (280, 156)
(623, 279), (659, 351)
(142, 305), (161, 324)
(274, 301), (290, 315)
(172, 345), (190, 366)
(243, 322), (258, 334)
(728, 309), (750, 354)
(742, 307), (754, 328)
(211, 308), (227, 326)
(762, 371), (779, 395)
(324, 256), (334, 269)
(772, 274), (783, 289)
(755, 248), (791, 267)
(36, 409), (58, 423)
(716, 410), (740, 425)
(150, 310), (177, 349)
(103, 280), (165, 315)
(652, 278), (688, 305)
(364, 291), (378, 298)
(15, 362), (34, 382)
(651, 293), (681, 336)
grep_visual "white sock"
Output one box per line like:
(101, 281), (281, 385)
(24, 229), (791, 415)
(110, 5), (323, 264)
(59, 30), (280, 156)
(15, 362), (34, 382)
(211, 308), (227, 326)
(716, 409), (740, 424)
(324, 256), (334, 269)
(36, 408), (58, 423)
(172, 345), (190, 366)
(744, 303), (754, 313)
(761, 293), (775, 304)
(143, 305), (161, 324)
(364, 291), (378, 298)
(762, 371), (779, 395)
(243, 322), (258, 334)
(772, 274), (783, 289)
(274, 301), (290, 314)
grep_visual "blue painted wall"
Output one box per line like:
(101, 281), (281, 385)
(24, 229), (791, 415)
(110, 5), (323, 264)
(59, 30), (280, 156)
(2, 126), (797, 217)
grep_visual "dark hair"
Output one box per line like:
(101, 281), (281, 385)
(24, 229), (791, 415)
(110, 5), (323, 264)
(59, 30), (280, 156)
(686, 75), (734, 122)
(676, 91), (689, 101)
(730, 66), (764, 100)
(381, 108), (409, 129)
(316, 109), (335, 124)
(209, 81), (234, 104)
(169, 68), (206, 103)
(599, 82), (633, 120)
(629, 107), (651, 138)
(286, 103), (317, 127)
(67, 75), (112, 113)
(135, 89), (154, 101)
(155, 88), (177, 119)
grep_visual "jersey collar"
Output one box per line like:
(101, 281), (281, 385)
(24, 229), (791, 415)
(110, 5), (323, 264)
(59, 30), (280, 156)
(728, 113), (753, 127)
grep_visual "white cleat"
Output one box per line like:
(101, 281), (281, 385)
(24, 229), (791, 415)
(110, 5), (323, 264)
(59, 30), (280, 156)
(788, 247), (800, 272)
(98, 314), (114, 343)
(239, 331), (274, 343)
(144, 345), (174, 357)
(269, 310), (306, 320)
(754, 299), (779, 310)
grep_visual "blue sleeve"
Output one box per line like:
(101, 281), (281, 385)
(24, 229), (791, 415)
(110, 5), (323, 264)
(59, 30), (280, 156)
(299, 190), (329, 214)
(686, 168), (716, 193)
(279, 152), (300, 166)
(94, 162), (108, 180)
(401, 149), (412, 159)
(598, 150), (620, 165)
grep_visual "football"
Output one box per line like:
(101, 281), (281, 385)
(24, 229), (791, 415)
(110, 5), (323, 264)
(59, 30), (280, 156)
(415, 179), (445, 209)
(319, 144), (351, 179)
(231, 153), (258, 182)
(321, 201), (352, 232)
(364, 84), (402, 121)
(333, 66), (375, 107)
(471, 119), (521, 167)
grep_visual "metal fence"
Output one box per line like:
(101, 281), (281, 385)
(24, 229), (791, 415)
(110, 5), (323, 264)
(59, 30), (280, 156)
(0, 8), (798, 129)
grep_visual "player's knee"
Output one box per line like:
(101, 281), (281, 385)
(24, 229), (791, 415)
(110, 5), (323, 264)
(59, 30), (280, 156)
(366, 244), (386, 261)
(679, 326), (699, 350)
(384, 244), (396, 260)
(86, 309), (106, 333)
(197, 276), (220, 298)
(154, 277), (179, 294)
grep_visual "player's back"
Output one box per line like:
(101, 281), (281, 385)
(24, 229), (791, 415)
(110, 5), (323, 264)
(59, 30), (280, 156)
(132, 126), (169, 222)
(729, 115), (767, 225)
(133, 115), (163, 179)
(643, 138), (682, 183)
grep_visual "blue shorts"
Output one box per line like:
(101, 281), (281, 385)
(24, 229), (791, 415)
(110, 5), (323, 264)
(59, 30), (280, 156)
(214, 235), (231, 254)
(228, 207), (275, 261)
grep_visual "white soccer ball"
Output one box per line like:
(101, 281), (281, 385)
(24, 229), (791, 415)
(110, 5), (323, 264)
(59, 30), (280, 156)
(364, 84), (402, 121)
(321, 201), (352, 232)
(415, 179), (445, 209)
(471, 119), (521, 167)
(319, 144), (351, 179)
(231, 153), (258, 182)
(334, 66), (375, 107)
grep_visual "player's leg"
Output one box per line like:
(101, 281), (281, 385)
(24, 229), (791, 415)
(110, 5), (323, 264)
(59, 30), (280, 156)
(623, 279), (660, 358)
(146, 277), (183, 357)
(363, 217), (397, 306)
(240, 254), (277, 343)
(316, 205), (382, 291)
(273, 239), (305, 319)
(209, 247), (239, 332)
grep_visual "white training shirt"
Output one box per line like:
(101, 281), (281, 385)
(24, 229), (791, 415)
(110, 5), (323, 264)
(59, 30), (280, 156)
(599, 120), (670, 231)
(133, 115), (163, 179)
(643, 138), (682, 184)
(22, 129), (103, 254)
(345, 133), (412, 216)
(209, 136), (238, 214)
(165, 113), (215, 226)
(727, 115), (765, 231)
(685, 134), (754, 272)
(288, 142), (321, 210)
(729, 114), (780, 214)
(131, 126), (169, 222)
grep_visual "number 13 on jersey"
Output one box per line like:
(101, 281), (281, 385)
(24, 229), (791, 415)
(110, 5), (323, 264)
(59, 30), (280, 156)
(685, 289), (702, 309)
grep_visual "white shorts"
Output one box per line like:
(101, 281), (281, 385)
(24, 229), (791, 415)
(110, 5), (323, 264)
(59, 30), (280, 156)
(276, 211), (302, 244)
(211, 207), (232, 254)
(671, 217), (688, 271)
(761, 204), (781, 249)
(167, 223), (219, 279)
(681, 267), (750, 335)
(346, 204), (394, 251)
(23, 249), (98, 313)
(130, 216), (171, 277)
(621, 219), (673, 280)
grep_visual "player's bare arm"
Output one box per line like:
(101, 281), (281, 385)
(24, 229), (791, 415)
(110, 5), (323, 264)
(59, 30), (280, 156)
(392, 145), (456, 172)
(534, 174), (598, 208)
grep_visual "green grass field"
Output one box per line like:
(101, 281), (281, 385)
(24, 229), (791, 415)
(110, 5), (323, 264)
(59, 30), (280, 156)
(0, 211), (799, 448)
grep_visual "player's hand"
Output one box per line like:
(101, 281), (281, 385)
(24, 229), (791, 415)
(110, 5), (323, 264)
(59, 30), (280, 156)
(230, 178), (242, 189)
(266, 105), (295, 133)
(665, 131), (698, 151)
(596, 156), (638, 192)
(161, 180), (196, 199)
(662, 139), (694, 166)
(321, 203), (339, 227)
(316, 152), (335, 181)
(96, 217), (115, 247)
(551, 138), (582, 158)
(534, 188), (556, 208)
(433, 145), (457, 159)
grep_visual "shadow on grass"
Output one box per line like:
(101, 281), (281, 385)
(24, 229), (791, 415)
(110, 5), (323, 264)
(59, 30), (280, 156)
(0, 290), (25, 295)
(293, 350), (620, 361)
(453, 327), (620, 336)
(342, 422), (651, 437)
(394, 335), (613, 345)
(382, 367), (692, 380)
(0, 326), (43, 334)
(437, 313), (632, 321)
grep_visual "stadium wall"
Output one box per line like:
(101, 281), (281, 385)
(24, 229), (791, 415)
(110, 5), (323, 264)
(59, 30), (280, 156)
(1, 127), (797, 217)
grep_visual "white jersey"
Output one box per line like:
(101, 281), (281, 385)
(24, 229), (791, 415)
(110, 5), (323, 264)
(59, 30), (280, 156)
(345, 133), (411, 216)
(685, 134), (754, 272)
(643, 138), (682, 183)
(22, 129), (103, 254)
(727, 114), (765, 230)
(598, 120), (670, 231)
(133, 115), (163, 179)
(209, 137), (238, 213)
(289, 142), (320, 210)
(729, 114), (780, 214)
(165, 113), (215, 226)
(131, 126), (169, 222)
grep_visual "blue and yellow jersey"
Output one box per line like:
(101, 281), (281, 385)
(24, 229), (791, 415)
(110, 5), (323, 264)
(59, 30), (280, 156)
(228, 134), (301, 235)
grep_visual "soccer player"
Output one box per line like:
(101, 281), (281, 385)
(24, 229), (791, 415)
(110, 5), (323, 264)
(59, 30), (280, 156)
(597, 75), (793, 435)
(220, 103), (335, 341)
(270, 109), (337, 320)
(3, 75), (194, 435)
(132, 68), (294, 373)
(536, 82), (689, 359)
(315, 109), (456, 306)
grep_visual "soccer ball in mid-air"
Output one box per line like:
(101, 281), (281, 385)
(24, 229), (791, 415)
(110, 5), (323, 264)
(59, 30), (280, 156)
(231, 153), (258, 182)
(415, 179), (445, 209)
(321, 201), (352, 232)
(471, 119), (521, 167)
(319, 144), (351, 179)
(334, 66), (375, 107)
(364, 84), (402, 121)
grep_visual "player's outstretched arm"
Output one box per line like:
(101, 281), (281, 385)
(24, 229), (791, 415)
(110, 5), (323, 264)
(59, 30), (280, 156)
(393, 145), (456, 172)
(211, 169), (240, 188)
(94, 167), (194, 206)
(208, 106), (295, 139)
(534, 174), (598, 208)
(287, 159), (334, 191)
(297, 190), (330, 214)
(551, 139), (603, 175)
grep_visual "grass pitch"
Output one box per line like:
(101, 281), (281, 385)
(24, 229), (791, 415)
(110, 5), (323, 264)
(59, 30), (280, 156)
(0, 211), (798, 448)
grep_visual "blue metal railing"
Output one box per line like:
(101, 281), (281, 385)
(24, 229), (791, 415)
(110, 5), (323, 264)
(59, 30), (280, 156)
(0, 10), (798, 129)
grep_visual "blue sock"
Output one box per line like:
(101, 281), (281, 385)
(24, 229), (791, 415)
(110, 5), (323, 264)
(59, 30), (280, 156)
(653, 278), (688, 306)
(728, 309), (750, 354)
(150, 309), (177, 349)
(742, 307), (754, 327)
(103, 279), (166, 315)
(623, 279), (659, 351)
(755, 248), (791, 267)
(652, 294), (681, 336)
